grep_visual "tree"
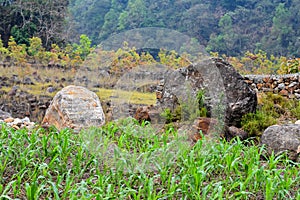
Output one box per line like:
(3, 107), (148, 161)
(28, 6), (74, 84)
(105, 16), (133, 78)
(0, 0), (18, 46)
(207, 13), (241, 55)
(117, 0), (148, 31)
(180, 3), (218, 45)
(68, 0), (111, 44)
(99, 0), (128, 41)
(0, 0), (69, 48)
(65, 0), (300, 56)
(73, 34), (93, 59)
(262, 3), (294, 56)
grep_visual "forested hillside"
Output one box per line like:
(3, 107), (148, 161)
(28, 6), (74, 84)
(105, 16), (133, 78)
(1, 0), (300, 56)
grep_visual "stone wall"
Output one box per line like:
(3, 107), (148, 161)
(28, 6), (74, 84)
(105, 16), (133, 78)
(244, 73), (300, 100)
(0, 92), (51, 122)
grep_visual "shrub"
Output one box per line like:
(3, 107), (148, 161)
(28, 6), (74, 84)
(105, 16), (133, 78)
(160, 107), (182, 124)
(241, 110), (277, 137)
(241, 92), (300, 136)
(291, 101), (300, 119)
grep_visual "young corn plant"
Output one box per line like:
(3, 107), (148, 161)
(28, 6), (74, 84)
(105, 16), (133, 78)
(0, 119), (299, 199)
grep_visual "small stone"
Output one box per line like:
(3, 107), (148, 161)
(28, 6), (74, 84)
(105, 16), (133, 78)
(23, 77), (34, 85)
(47, 87), (55, 93)
(257, 83), (263, 90)
(25, 122), (35, 129)
(134, 106), (151, 123)
(279, 89), (289, 96)
(12, 118), (22, 126)
(244, 79), (253, 84)
(22, 117), (30, 123)
(251, 83), (257, 89)
(228, 126), (248, 140)
(192, 117), (228, 141)
(4, 117), (14, 123)
(263, 77), (270, 83)
(156, 91), (163, 99)
(156, 85), (163, 91)
(28, 97), (36, 103)
(12, 125), (20, 130)
(265, 83), (272, 88)
(253, 77), (262, 84)
(288, 87), (296, 93)
(288, 82), (298, 88)
(278, 83), (285, 90)
(295, 120), (300, 125)
(7, 86), (18, 96)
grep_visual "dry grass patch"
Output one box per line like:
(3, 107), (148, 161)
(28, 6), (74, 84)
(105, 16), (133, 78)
(95, 88), (156, 105)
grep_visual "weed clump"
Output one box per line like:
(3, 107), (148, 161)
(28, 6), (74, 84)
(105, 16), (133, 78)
(242, 92), (300, 137)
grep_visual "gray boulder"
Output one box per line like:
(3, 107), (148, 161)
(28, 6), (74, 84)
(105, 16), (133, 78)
(261, 124), (300, 161)
(156, 58), (257, 127)
(42, 85), (105, 132)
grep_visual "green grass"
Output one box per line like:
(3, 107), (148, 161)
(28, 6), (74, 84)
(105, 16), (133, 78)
(0, 119), (299, 199)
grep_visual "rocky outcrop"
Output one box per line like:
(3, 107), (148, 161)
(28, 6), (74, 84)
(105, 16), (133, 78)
(156, 58), (257, 127)
(244, 73), (300, 100)
(42, 85), (105, 132)
(261, 124), (300, 161)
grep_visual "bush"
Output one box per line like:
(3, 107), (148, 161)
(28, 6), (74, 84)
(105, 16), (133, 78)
(291, 101), (300, 119)
(241, 110), (277, 137)
(242, 92), (300, 136)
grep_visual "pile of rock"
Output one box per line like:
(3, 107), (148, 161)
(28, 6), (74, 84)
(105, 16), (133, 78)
(244, 73), (300, 99)
(0, 110), (35, 129)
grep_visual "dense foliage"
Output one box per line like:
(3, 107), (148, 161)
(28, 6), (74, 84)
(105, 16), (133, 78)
(67, 0), (300, 57)
(1, 0), (300, 56)
(0, 0), (69, 49)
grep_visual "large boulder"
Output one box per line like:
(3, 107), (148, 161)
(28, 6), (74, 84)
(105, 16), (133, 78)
(261, 124), (300, 161)
(156, 58), (257, 127)
(42, 85), (105, 132)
